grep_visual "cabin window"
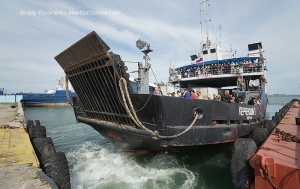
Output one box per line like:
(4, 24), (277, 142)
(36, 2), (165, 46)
(190, 55), (197, 61)
(210, 49), (216, 53)
(203, 50), (208, 55)
(248, 42), (262, 51)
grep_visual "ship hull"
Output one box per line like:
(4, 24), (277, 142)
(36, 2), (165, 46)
(74, 93), (267, 151)
(77, 112), (262, 152)
(21, 90), (76, 107)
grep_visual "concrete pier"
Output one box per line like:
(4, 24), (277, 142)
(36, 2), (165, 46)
(0, 102), (51, 189)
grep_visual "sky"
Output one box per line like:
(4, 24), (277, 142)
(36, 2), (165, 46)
(1, 0), (300, 95)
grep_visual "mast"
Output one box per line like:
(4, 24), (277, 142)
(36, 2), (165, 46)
(136, 39), (153, 94)
(203, 0), (209, 44)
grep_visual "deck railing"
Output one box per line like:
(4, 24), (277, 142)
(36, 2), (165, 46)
(171, 65), (265, 81)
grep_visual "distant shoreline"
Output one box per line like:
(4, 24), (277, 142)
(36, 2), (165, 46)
(270, 94), (300, 96)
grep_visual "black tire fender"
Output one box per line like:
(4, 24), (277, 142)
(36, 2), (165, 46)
(252, 127), (269, 147)
(263, 120), (276, 133)
(272, 115), (279, 124)
(279, 108), (285, 115)
(32, 137), (56, 160)
(41, 152), (71, 189)
(26, 120), (41, 132)
(231, 138), (257, 189)
(29, 126), (46, 139)
(274, 112), (282, 121)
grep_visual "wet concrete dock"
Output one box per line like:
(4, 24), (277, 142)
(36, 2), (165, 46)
(0, 102), (51, 189)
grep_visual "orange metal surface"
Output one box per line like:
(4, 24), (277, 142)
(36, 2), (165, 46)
(249, 101), (300, 189)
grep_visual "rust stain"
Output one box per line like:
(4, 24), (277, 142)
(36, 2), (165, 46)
(107, 130), (122, 141)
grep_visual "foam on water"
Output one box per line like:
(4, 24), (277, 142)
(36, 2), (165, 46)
(67, 142), (197, 189)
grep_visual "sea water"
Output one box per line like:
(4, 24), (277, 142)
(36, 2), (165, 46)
(24, 95), (300, 189)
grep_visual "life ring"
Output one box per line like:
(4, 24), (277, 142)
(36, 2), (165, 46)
(207, 74), (212, 78)
(252, 127), (269, 147)
(231, 138), (257, 189)
(41, 152), (71, 189)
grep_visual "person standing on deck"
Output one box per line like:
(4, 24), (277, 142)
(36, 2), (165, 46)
(153, 88), (162, 96)
(158, 86), (163, 95)
(181, 88), (190, 98)
(248, 60), (253, 73)
(196, 90), (205, 99)
(237, 76), (245, 91)
(221, 90), (232, 103)
(166, 91), (172, 97)
(190, 90), (197, 99)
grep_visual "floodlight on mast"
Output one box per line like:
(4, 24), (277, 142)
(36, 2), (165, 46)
(136, 39), (153, 55)
(135, 39), (152, 94)
(136, 39), (150, 50)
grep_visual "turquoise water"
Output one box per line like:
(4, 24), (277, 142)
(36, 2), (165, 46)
(24, 95), (300, 189)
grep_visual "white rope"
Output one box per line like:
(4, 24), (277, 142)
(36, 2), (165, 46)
(118, 77), (198, 139)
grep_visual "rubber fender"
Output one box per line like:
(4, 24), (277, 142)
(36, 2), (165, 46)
(252, 127), (269, 147)
(272, 115), (279, 124)
(275, 112), (282, 120)
(279, 108), (287, 116)
(41, 152), (71, 189)
(29, 126), (46, 139)
(231, 138), (257, 189)
(26, 120), (41, 132)
(263, 120), (276, 133)
(32, 137), (56, 160)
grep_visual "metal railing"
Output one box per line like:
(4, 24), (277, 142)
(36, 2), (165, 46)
(174, 65), (264, 79)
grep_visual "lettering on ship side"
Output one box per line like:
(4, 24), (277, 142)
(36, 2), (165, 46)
(239, 107), (256, 119)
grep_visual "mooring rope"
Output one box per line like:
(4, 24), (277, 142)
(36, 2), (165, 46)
(118, 77), (198, 139)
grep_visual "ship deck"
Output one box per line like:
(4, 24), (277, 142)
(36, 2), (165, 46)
(171, 70), (265, 88)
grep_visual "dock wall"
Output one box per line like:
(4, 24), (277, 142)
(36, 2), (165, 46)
(0, 102), (52, 189)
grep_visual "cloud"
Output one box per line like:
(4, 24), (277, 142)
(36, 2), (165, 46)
(1, 0), (300, 94)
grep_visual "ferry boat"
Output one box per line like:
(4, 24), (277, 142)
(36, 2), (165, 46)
(54, 3), (268, 152)
(21, 77), (76, 107)
(54, 34), (267, 151)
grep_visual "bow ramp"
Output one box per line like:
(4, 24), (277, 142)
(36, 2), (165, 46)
(55, 31), (134, 126)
